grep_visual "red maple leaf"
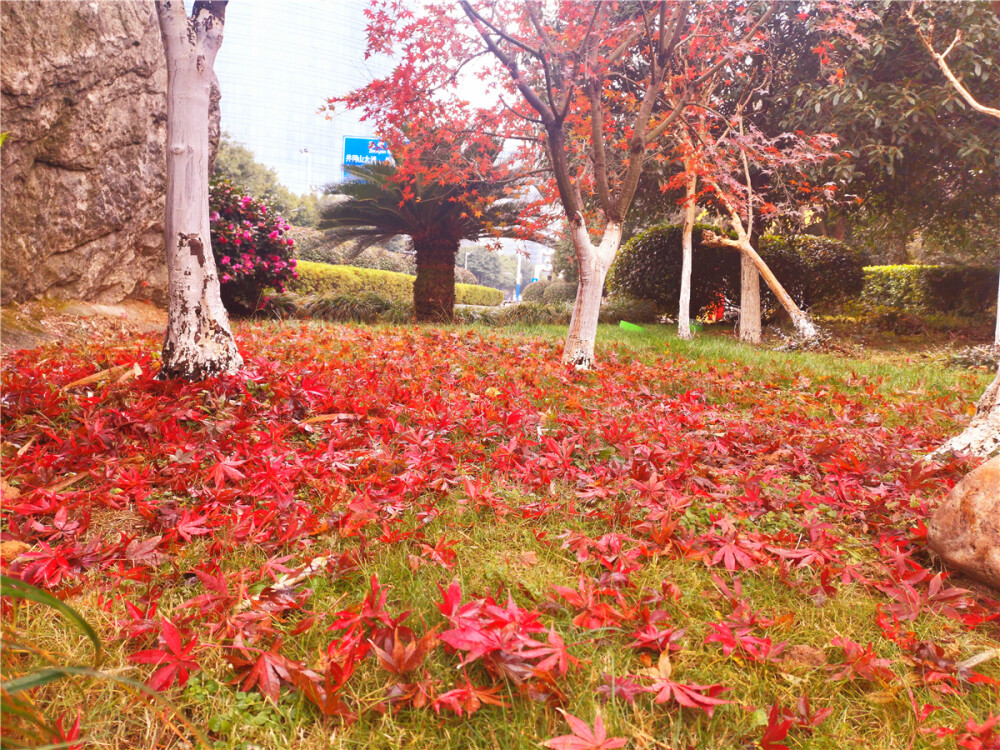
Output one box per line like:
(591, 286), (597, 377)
(227, 638), (298, 703)
(432, 676), (508, 717)
(128, 617), (199, 691)
(521, 627), (581, 676)
(543, 709), (628, 750)
(206, 456), (247, 489)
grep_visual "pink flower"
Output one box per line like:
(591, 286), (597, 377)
(221, 256), (230, 264)
(221, 273), (231, 282)
(268, 230), (279, 240)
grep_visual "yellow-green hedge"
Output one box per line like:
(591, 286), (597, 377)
(291, 260), (504, 307)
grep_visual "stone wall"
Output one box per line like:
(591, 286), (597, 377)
(1, 1), (168, 305)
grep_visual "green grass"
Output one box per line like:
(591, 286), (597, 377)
(475, 322), (992, 398)
(4, 321), (996, 750)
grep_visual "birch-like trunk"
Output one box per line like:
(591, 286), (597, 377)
(156, 0), (242, 381)
(562, 219), (622, 369)
(677, 170), (697, 341)
(994, 260), (999, 347)
(932, 369), (1000, 459)
(704, 222), (817, 341)
(739, 254), (762, 343)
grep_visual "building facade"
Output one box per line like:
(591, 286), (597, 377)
(214, 0), (394, 194)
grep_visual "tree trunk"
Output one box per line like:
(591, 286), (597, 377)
(995, 259), (999, 347)
(413, 236), (458, 322)
(932, 369), (1000, 459)
(739, 254), (762, 343)
(678, 170), (697, 341)
(563, 219), (623, 369)
(703, 225), (818, 340)
(156, 1), (242, 380)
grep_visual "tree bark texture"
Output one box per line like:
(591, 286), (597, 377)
(563, 219), (623, 369)
(413, 236), (459, 322)
(739, 254), (762, 343)
(156, 0), (242, 380)
(678, 169), (696, 341)
(933, 369), (1000, 459)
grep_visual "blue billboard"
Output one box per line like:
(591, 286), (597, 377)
(343, 136), (392, 167)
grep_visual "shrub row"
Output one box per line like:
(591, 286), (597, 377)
(862, 264), (997, 316)
(521, 280), (549, 302)
(290, 260), (504, 307)
(455, 297), (658, 327)
(607, 224), (868, 316)
(266, 292), (656, 329)
(296, 236), (478, 284)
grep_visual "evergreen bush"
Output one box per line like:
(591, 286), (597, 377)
(608, 224), (867, 316)
(541, 280), (578, 305)
(861, 265), (996, 316)
(521, 280), (551, 302)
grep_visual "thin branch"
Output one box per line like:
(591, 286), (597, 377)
(587, 80), (613, 214)
(659, 1), (689, 63)
(691, 1), (776, 89)
(524, 1), (561, 114)
(460, 1), (556, 125)
(908, 8), (1000, 120)
(462, 2), (544, 60)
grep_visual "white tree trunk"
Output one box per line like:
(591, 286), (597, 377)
(562, 219), (623, 369)
(678, 170), (697, 340)
(932, 369), (1000, 459)
(994, 259), (999, 347)
(739, 254), (761, 343)
(156, 0), (242, 380)
(702, 185), (818, 341)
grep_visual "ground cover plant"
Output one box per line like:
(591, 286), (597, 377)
(1, 322), (997, 749)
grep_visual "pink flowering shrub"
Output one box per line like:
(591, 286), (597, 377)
(209, 179), (299, 314)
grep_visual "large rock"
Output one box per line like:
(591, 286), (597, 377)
(928, 455), (1000, 590)
(1, 1), (168, 305)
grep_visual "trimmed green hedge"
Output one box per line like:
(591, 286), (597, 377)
(862, 264), (997, 316)
(542, 280), (577, 304)
(457, 283), (505, 306)
(521, 280), (550, 302)
(608, 224), (867, 315)
(290, 260), (504, 307)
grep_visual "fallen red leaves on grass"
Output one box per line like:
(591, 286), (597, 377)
(2, 325), (997, 742)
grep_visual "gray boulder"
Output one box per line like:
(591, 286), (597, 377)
(1, 0), (168, 305)
(928, 455), (1000, 590)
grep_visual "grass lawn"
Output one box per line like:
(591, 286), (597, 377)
(1, 321), (997, 749)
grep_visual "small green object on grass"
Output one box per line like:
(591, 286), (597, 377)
(619, 321), (645, 332)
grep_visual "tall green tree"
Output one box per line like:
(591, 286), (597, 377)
(769, 1), (999, 262)
(214, 134), (320, 227)
(320, 159), (529, 321)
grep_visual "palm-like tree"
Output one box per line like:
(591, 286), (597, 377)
(320, 158), (529, 322)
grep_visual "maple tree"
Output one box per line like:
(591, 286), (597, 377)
(341, 1), (872, 365)
(155, 0), (242, 380)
